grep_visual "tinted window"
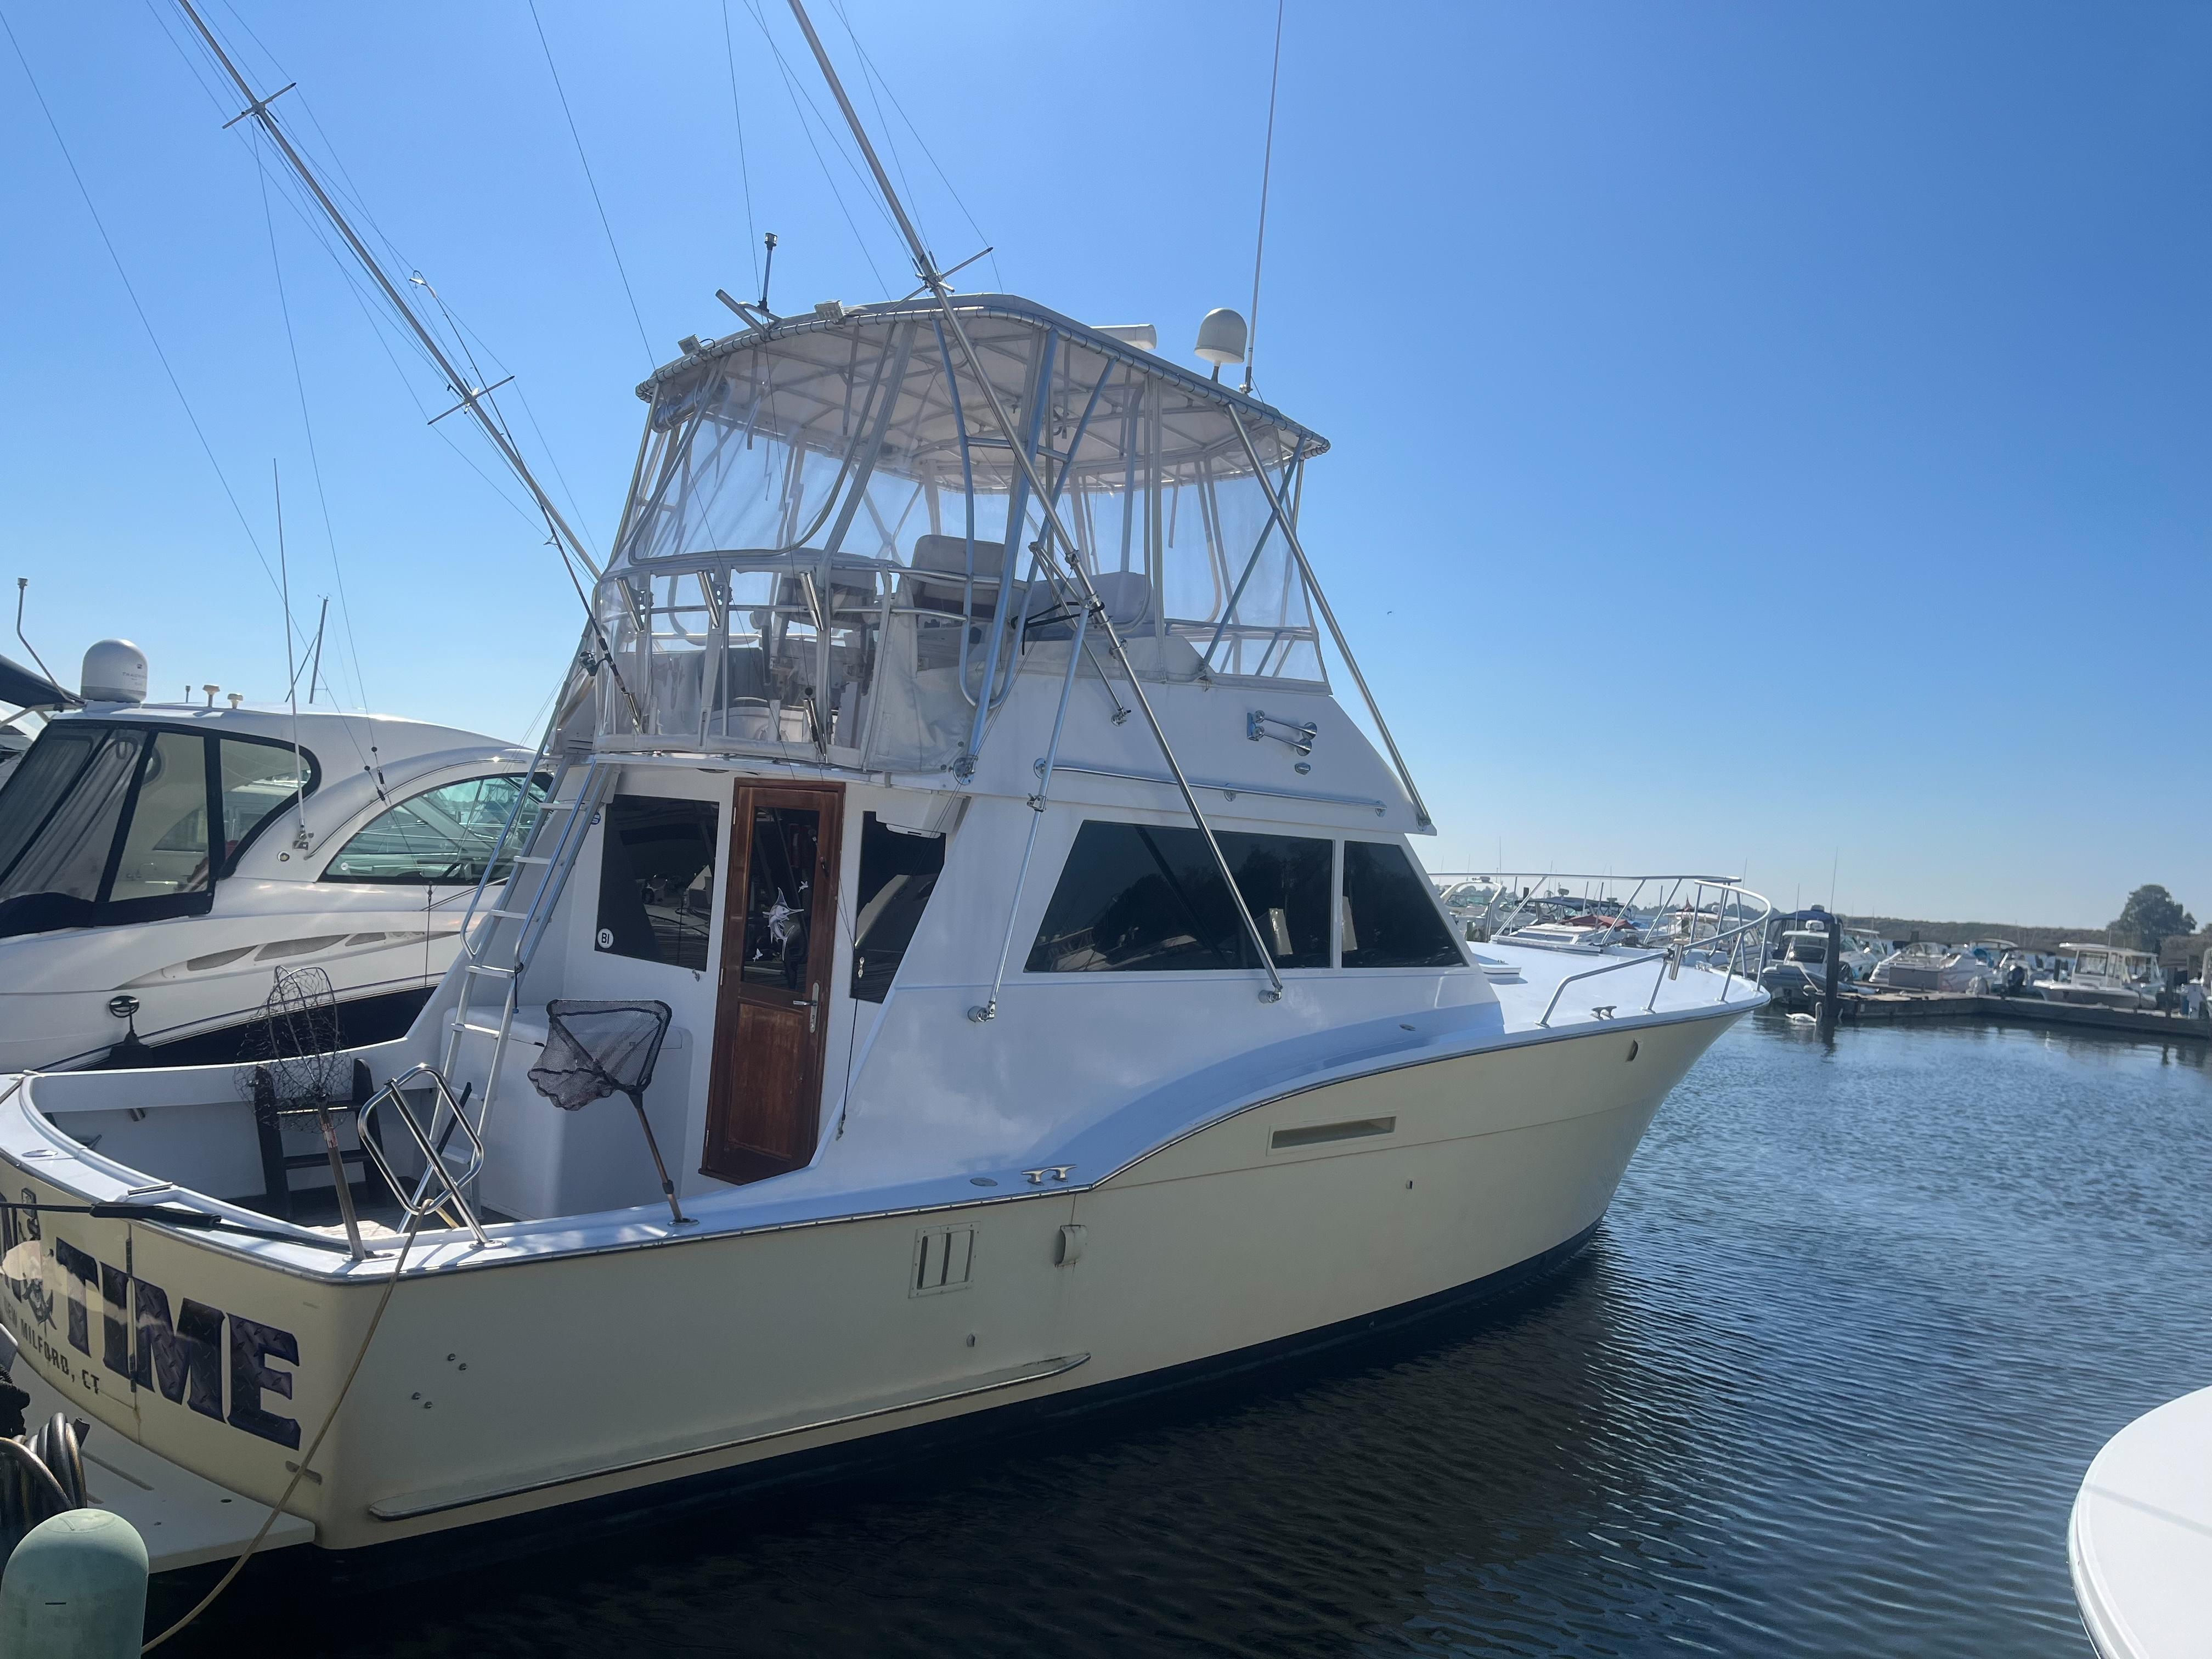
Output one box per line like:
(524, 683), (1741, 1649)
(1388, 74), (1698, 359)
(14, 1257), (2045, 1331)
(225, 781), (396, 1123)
(740, 804), (820, 990)
(219, 739), (312, 870)
(323, 774), (546, 885)
(0, 726), (145, 935)
(595, 794), (718, 970)
(108, 732), (211, 903)
(851, 813), (945, 1002)
(1341, 841), (1463, 968)
(0, 724), (313, 940)
(1026, 821), (1331, 973)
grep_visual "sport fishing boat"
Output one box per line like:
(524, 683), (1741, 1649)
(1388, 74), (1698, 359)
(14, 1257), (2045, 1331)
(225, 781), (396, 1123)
(0, 281), (1770, 1568)
(0, 0), (1769, 1590)
(0, 639), (535, 1073)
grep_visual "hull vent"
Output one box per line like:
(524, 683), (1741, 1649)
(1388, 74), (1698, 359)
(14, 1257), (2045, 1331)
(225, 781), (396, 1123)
(912, 1226), (975, 1296)
(1271, 1115), (1397, 1152)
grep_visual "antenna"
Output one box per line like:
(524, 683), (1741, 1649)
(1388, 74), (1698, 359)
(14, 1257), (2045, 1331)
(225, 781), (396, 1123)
(1242, 0), (1285, 396)
(759, 231), (779, 314)
(274, 461), (308, 847)
(306, 596), (329, 704)
(12, 579), (60, 687)
(170, 1), (600, 582)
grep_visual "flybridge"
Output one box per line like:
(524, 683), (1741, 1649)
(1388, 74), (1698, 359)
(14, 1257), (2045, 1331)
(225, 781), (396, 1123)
(591, 295), (1342, 777)
(635, 294), (1330, 460)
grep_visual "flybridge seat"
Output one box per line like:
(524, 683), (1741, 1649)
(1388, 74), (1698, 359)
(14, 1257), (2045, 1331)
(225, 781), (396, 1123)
(904, 535), (1153, 641)
(904, 533), (1010, 618)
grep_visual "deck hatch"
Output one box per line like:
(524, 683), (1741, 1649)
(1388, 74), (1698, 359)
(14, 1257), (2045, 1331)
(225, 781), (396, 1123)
(1271, 1115), (1397, 1151)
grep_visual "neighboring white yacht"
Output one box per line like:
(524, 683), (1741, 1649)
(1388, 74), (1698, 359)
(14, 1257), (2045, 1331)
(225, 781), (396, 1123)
(1867, 941), (1997, 994)
(0, 289), (1769, 1572)
(1839, 929), (1892, 980)
(0, 642), (535, 1072)
(2036, 944), (2165, 1011)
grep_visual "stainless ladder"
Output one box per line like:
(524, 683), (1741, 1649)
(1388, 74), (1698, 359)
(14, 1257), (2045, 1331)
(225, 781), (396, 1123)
(439, 746), (615, 1153)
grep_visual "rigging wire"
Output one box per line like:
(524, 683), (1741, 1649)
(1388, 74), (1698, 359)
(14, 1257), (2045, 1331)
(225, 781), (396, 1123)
(719, 0), (763, 294)
(141, 0), (567, 544)
(1, 4), (308, 645)
(406, 269), (599, 560)
(1243, 0), (1285, 396)
(507, 380), (601, 558)
(741, 0), (895, 291)
(823, 0), (1001, 291)
(255, 136), (372, 710)
(825, 0), (925, 259)
(526, 0), (655, 366)
(161, 1), (607, 618)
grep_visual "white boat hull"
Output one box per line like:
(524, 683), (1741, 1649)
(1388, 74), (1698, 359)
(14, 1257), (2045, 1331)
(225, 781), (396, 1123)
(0, 1005), (1731, 1560)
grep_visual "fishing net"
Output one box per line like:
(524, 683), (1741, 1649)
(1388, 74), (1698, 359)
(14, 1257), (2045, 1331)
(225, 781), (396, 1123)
(527, 1000), (673, 1113)
(235, 967), (345, 1113)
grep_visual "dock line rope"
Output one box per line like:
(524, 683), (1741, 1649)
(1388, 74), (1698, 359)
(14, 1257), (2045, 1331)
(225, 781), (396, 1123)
(141, 1224), (421, 1652)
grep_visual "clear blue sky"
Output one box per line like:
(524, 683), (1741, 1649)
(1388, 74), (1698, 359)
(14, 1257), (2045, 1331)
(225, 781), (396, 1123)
(2, 2), (2205, 927)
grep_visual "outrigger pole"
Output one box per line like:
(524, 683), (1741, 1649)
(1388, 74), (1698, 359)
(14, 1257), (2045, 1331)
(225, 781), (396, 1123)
(781, 0), (1288, 1002)
(171, 0), (601, 582)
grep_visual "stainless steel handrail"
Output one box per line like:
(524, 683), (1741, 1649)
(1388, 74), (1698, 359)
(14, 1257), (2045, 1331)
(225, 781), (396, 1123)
(1456, 873), (1774, 1027)
(1536, 950), (1664, 1028)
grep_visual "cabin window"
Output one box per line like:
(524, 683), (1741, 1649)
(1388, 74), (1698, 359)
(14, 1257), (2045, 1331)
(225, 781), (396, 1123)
(1340, 841), (1464, 969)
(107, 732), (211, 903)
(738, 804), (821, 990)
(1025, 821), (1331, 973)
(0, 726), (143, 934)
(321, 774), (548, 886)
(851, 813), (945, 1003)
(595, 794), (719, 970)
(218, 740), (315, 872)
(0, 723), (313, 940)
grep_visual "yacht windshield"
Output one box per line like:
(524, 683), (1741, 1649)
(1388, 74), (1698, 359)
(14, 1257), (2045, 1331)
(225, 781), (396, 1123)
(0, 721), (314, 939)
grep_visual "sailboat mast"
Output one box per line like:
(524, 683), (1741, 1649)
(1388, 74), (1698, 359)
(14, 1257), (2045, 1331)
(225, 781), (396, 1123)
(171, 0), (600, 580)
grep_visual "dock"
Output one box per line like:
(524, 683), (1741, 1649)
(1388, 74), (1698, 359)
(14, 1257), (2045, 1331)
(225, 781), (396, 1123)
(1831, 991), (2210, 1042)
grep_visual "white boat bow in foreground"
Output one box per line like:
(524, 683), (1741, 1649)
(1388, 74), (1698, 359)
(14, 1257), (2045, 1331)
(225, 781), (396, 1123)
(2070, 1385), (2212, 1659)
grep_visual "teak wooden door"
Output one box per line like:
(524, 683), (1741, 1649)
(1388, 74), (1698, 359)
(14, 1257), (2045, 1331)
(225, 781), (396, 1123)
(702, 783), (843, 1186)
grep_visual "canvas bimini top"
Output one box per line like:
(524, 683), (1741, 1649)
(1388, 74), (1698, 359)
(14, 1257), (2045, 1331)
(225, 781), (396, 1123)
(590, 295), (1341, 777)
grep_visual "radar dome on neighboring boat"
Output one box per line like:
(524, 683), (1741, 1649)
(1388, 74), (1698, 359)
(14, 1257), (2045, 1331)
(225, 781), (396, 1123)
(1194, 308), (1247, 366)
(81, 639), (147, 706)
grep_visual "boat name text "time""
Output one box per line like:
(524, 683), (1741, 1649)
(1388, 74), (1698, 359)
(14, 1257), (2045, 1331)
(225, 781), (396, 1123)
(1, 1194), (302, 1449)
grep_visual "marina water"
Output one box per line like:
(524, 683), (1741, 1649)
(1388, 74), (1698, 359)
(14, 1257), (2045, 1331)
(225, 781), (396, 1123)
(175, 1016), (2207, 1656)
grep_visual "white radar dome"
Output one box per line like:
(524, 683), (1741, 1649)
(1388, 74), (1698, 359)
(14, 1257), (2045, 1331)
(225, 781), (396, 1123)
(81, 639), (148, 706)
(1194, 308), (1248, 366)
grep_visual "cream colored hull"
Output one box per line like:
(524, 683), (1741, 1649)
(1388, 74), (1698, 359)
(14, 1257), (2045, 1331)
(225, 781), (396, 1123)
(2, 1008), (1730, 1558)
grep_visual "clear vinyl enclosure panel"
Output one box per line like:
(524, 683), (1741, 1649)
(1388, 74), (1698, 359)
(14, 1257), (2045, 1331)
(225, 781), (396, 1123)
(597, 298), (1328, 771)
